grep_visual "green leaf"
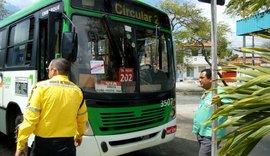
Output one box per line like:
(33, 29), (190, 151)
(261, 54), (270, 61)
(218, 135), (235, 156)
(236, 75), (270, 91)
(237, 116), (270, 133)
(229, 125), (270, 155)
(241, 47), (270, 53)
(235, 64), (270, 74)
(236, 69), (264, 78)
(232, 111), (270, 127)
(230, 76), (253, 82)
(221, 94), (252, 100)
(232, 93), (270, 107)
(213, 116), (242, 130)
(252, 86), (270, 96)
(219, 131), (255, 156)
(207, 105), (235, 121)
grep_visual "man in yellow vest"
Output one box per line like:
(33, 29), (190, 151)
(15, 58), (88, 156)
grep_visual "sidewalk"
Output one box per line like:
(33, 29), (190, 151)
(176, 80), (203, 95)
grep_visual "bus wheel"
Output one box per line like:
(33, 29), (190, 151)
(7, 106), (22, 138)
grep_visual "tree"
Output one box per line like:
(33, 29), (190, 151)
(0, 0), (10, 20)
(159, 0), (231, 68)
(159, 0), (205, 71)
(159, 0), (203, 32)
(226, 0), (270, 17)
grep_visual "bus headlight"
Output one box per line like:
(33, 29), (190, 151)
(169, 100), (176, 120)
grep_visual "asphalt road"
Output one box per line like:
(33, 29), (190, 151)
(0, 94), (201, 156)
(1, 94), (269, 156)
(0, 133), (16, 156)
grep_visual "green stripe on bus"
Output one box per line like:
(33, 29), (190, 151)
(87, 103), (172, 135)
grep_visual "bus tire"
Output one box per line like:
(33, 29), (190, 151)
(6, 103), (22, 137)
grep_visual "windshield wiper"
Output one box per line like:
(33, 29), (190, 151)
(154, 25), (160, 67)
(102, 15), (126, 67)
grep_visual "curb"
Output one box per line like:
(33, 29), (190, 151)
(176, 89), (203, 95)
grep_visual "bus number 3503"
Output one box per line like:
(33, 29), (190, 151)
(161, 98), (174, 107)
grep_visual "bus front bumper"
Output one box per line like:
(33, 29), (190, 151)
(77, 118), (177, 156)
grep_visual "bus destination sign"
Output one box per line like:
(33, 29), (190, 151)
(112, 1), (159, 25)
(71, 0), (171, 29)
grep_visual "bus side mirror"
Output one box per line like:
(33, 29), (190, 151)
(61, 32), (78, 62)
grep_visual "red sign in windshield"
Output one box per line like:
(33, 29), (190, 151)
(119, 68), (134, 82)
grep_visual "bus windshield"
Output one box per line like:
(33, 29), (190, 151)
(70, 15), (174, 93)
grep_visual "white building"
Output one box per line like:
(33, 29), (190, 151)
(183, 54), (210, 80)
(178, 42), (211, 81)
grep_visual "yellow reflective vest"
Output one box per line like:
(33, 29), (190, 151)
(17, 75), (88, 150)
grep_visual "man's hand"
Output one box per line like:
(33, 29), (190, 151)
(15, 149), (25, 156)
(74, 137), (82, 147)
(212, 95), (222, 106)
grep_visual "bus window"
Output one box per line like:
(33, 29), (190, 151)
(6, 18), (34, 67)
(71, 15), (136, 93)
(137, 29), (172, 92)
(71, 15), (174, 93)
(71, 16), (109, 92)
(71, 0), (105, 11)
(39, 19), (48, 80)
(0, 29), (6, 68)
(160, 34), (169, 73)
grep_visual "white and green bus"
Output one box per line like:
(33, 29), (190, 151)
(0, 0), (176, 155)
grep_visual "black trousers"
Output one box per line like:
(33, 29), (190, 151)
(30, 136), (76, 156)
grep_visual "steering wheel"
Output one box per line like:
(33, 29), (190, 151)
(140, 64), (152, 70)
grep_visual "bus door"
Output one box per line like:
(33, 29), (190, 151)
(38, 19), (48, 80)
(38, 12), (62, 81)
(0, 73), (3, 107)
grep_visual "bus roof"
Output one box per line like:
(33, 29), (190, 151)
(136, 0), (167, 14)
(0, 0), (169, 28)
(0, 0), (60, 28)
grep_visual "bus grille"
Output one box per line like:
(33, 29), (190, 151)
(93, 106), (167, 134)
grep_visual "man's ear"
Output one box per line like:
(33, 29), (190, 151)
(52, 69), (58, 76)
(209, 78), (213, 83)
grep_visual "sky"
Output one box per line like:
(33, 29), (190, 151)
(5, 0), (268, 49)
(144, 0), (269, 49)
(5, 0), (38, 9)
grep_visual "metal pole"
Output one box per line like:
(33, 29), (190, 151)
(252, 36), (255, 66)
(211, 0), (218, 155)
(243, 36), (246, 64)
